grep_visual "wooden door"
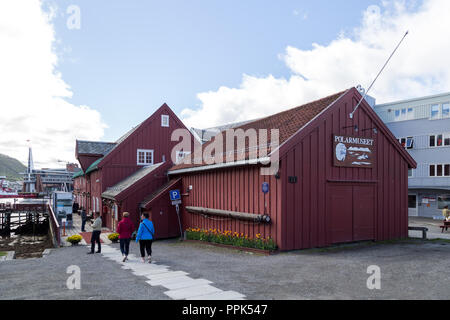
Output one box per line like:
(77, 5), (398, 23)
(329, 185), (353, 244)
(353, 185), (375, 241)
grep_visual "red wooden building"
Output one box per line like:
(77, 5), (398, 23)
(74, 103), (194, 231)
(168, 87), (417, 251)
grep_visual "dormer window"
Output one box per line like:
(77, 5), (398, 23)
(137, 149), (154, 166)
(161, 115), (169, 127)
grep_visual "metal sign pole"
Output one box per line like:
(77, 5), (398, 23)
(175, 204), (183, 238)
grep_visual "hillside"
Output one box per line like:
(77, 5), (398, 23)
(0, 154), (26, 181)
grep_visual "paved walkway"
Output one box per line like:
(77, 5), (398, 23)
(100, 245), (246, 300)
(60, 213), (112, 247)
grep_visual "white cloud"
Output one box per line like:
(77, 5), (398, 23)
(182, 0), (450, 129)
(0, 0), (106, 168)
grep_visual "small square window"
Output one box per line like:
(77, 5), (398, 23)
(161, 115), (169, 127)
(408, 169), (413, 178)
(137, 149), (154, 166)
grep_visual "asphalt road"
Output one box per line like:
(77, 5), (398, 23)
(1, 238), (449, 300)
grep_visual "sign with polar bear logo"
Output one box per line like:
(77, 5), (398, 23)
(333, 135), (376, 168)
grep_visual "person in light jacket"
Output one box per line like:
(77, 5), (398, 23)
(117, 212), (135, 262)
(87, 212), (102, 254)
(135, 212), (155, 263)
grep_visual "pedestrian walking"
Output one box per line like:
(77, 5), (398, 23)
(87, 212), (102, 254)
(80, 208), (87, 232)
(72, 201), (79, 215)
(117, 212), (134, 262)
(135, 212), (155, 263)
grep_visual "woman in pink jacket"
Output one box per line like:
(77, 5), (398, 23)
(116, 212), (135, 262)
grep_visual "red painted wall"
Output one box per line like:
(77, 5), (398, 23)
(176, 89), (413, 251)
(180, 166), (282, 245)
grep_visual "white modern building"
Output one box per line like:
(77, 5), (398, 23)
(374, 92), (450, 218)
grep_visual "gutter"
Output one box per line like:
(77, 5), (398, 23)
(168, 157), (270, 175)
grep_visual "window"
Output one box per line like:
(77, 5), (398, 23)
(175, 151), (191, 164)
(430, 165), (436, 177)
(161, 115), (169, 127)
(407, 108), (414, 120)
(430, 135), (436, 147)
(430, 134), (450, 147)
(408, 168), (414, 178)
(137, 149), (154, 165)
(438, 195), (450, 209)
(430, 164), (450, 177)
(431, 104), (440, 119)
(408, 195), (417, 208)
(445, 134), (450, 146)
(399, 137), (414, 149)
(406, 137), (414, 149)
(437, 164), (443, 177)
(443, 103), (450, 118)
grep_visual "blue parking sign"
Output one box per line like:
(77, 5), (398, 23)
(170, 189), (181, 201)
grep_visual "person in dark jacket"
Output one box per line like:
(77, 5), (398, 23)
(72, 202), (79, 214)
(117, 212), (135, 262)
(80, 208), (87, 232)
(135, 212), (155, 263)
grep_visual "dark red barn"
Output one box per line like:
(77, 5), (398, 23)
(168, 87), (417, 251)
(75, 103), (194, 231)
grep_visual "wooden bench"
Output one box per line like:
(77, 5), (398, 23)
(440, 222), (450, 233)
(408, 226), (429, 239)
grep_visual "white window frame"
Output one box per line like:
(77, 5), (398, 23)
(443, 102), (450, 119)
(137, 149), (154, 166)
(161, 115), (169, 127)
(429, 164), (450, 177)
(430, 104), (440, 120)
(408, 168), (414, 178)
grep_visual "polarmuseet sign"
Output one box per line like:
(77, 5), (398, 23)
(333, 135), (376, 168)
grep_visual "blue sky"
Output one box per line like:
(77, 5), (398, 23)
(5, 0), (447, 167)
(51, 0), (380, 142)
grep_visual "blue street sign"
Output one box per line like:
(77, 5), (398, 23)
(262, 182), (269, 194)
(170, 189), (181, 201)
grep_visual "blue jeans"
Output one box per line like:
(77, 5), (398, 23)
(120, 238), (131, 256)
(81, 219), (86, 232)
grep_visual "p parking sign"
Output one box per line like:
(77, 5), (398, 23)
(170, 189), (181, 201)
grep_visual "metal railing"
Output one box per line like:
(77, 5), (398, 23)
(48, 204), (61, 247)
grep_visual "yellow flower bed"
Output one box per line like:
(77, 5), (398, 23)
(185, 228), (277, 251)
(66, 234), (82, 244)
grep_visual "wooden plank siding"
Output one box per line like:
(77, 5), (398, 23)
(279, 90), (411, 250)
(171, 88), (415, 251)
(180, 165), (282, 245)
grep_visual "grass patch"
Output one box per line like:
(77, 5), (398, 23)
(0, 251), (7, 257)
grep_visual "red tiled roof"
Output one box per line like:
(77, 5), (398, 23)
(170, 90), (347, 172)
